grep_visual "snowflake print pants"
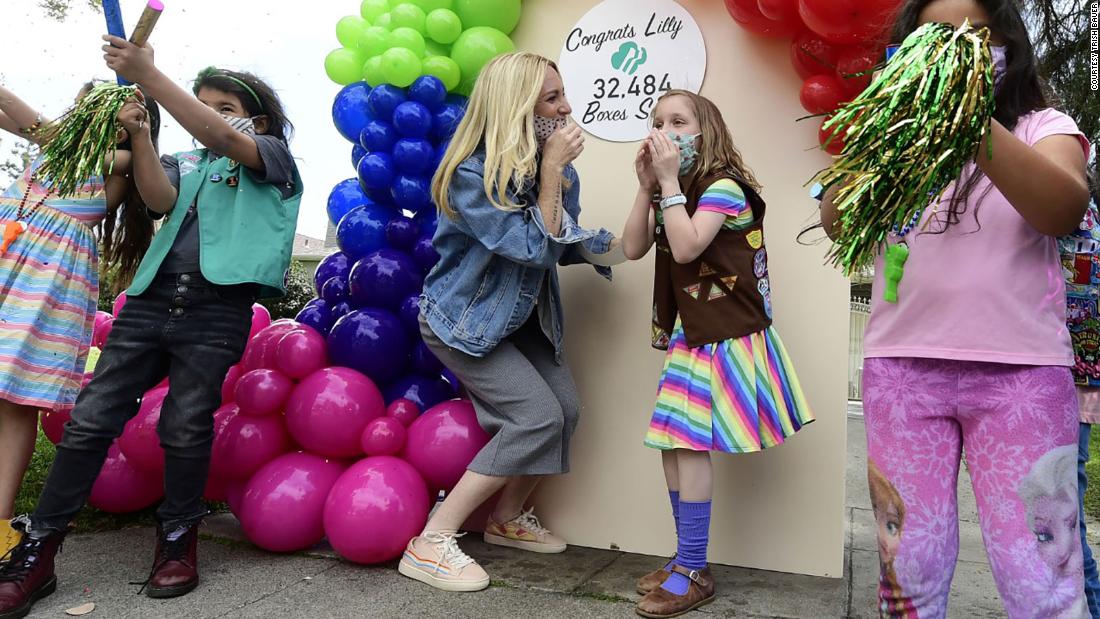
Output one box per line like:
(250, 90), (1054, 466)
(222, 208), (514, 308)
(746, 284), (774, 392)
(862, 358), (1087, 619)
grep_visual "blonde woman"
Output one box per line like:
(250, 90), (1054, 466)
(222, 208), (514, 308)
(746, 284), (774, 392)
(399, 52), (619, 592)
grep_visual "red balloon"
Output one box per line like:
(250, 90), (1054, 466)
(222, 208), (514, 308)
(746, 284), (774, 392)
(798, 0), (900, 45)
(819, 115), (848, 155)
(799, 74), (848, 114)
(836, 45), (879, 96)
(724, 0), (799, 38)
(790, 30), (841, 79)
(204, 475), (229, 502)
(757, 0), (800, 25)
(40, 409), (71, 445)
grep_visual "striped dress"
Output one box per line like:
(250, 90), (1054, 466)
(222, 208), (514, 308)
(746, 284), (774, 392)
(0, 157), (105, 410)
(645, 179), (814, 453)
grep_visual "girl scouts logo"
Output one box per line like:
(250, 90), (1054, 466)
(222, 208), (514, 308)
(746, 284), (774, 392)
(611, 42), (647, 75)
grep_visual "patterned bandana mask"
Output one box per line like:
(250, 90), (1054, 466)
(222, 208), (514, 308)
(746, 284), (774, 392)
(220, 113), (257, 136)
(534, 115), (567, 145)
(666, 131), (700, 175)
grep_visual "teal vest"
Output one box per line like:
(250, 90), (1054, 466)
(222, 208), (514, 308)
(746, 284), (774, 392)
(129, 148), (303, 299)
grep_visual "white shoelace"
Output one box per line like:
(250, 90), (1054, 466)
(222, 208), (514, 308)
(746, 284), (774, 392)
(513, 508), (551, 536)
(423, 532), (475, 569)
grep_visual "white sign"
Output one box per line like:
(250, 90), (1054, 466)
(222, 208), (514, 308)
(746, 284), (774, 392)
(558, 0), (707, 142)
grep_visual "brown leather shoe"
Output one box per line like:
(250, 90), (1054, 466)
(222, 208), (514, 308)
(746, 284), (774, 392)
(635, 565), (715, 618)
(145, 523), (200, 599)
(0, 522), (64, 619)
(635, 557), (674, 595)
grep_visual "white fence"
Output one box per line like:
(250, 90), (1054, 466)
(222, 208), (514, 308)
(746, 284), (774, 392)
(849, 298), (871, 401)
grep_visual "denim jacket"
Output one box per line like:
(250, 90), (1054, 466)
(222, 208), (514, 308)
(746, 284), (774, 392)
(420, 152), (614, 360)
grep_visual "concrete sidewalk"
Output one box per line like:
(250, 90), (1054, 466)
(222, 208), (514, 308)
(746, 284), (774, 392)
(24, 416), (1091, 618)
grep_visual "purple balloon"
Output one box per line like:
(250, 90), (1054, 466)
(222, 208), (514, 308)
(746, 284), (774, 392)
(408, 76), (448, 111)
(359, 119), (397, 153)
(321, 277), (349, 304)
(399, 295), (422, 336)
(383, 374), (453, 410)
(331, 301), (353, 318)
(411, 340), (444, 375)
(392, 101), (433, 139)
(414, 209), (439, 237)
(385, 217), (419, 251)
(239, 452), (346, 553)
(296, 300), (335, 336)
(327, 309), (410, 384)
(441, 368), (461, 394)
(337, 204), (393, 260)
(314, 252), (351, 292)
(391, 138), (435, 175)
(366, 84), (407, 121)
(390, 174), (432, 212)
(348, 249), (423, 311)
(412, 237), (440, 273)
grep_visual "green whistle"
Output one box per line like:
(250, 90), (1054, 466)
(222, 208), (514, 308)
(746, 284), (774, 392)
(883, 243), (909, 304)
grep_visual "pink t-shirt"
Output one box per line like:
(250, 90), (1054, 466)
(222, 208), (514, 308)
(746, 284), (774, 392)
(863, 108), (1091, 367)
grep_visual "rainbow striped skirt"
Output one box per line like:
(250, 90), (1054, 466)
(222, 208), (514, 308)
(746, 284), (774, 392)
(645, 321), (814, 453)
(0, 195), (102, 410)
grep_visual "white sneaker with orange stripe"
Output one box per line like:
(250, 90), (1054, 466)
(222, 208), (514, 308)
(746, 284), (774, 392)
(483, 508), (567, 554)
(398, 532), (490, 592)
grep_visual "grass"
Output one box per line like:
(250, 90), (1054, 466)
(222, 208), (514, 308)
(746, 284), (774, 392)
(1087, 425), (1100, 522)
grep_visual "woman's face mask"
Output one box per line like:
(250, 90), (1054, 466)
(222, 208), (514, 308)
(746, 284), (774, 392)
(534, 115), (567, 145)
(991, 45), (1007, 92)
(221, 113), (257, 135)
(666, 131), (700, 175)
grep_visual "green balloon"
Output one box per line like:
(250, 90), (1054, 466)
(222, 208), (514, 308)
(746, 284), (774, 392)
(422, 55), (461, 91)
(326, 48), (365, 85)
(425, 8), (462, 45)
(363, 55), (386, 87)
(450, 26), (515, 87)
(360, 0), (389, 22)
(390, 3), (427, 34)
(424, 39), (451, 57)
(381, 47), (423, 87)
(375, 13), (393, 30)
(389, 27), (427, 57)
(412, 0), (453, 12)
(359, 26), (392, 59)
(336, 15), (370, 49)
(453, 0), (521, 35)
(388, 0), (410, 7)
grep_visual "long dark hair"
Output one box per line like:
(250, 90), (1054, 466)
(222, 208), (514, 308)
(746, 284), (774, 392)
(192, 68), (293, 142)
(890, 0), (1049, 231)
(81, 80), (162, 286)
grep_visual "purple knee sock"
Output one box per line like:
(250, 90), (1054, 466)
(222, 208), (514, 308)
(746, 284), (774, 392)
(661, 500), (711, 596)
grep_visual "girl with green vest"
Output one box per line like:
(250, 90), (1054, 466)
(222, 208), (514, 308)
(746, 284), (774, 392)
(0, 38), (301, 615)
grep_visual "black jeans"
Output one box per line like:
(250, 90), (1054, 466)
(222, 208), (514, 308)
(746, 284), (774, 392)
(32, 273), (253, 532)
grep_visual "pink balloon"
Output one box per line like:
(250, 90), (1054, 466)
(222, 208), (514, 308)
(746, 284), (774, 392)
(361, 417), (407, 456)
(386, 398), (421, 427)
(239, 452), (345, 552)
(40, 409), (71, 445)
(112, 291), (127, 317)
(117, 386), (170, 474)
(323, 456), (430, 564)
(242, 320), (302, 371)
(209, 413), (289, 479)
(248, 303), (273, 341)
(89, 443), (163, 513)
(284, 367), (385, 458)
(204, 475), (230, 502)
(275, 329), (328, 379)
(222, 364), (244, 404)
(235, 369), (294, 417)
(92, 312), (114, 348)
(226, 478), (246, 516)
(213, 402), (240, 435)
(403, 399), (489, 492)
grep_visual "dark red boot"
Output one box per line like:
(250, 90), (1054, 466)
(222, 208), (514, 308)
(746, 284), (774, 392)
(0, 523), (63, 619)
(145, 522), (200, 599)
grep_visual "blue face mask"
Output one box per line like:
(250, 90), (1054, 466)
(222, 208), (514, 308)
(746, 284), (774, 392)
(665, 131), (700, 175)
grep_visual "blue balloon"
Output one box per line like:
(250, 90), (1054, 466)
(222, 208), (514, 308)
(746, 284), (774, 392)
(385, 217), (419, 251)
(383, 374), (453, 409)
(366, 84), (407, 121)
(337, 205), (394, 261)
(414, 208), (439, 237)
(408, 76), (448, 111)
(363, 184), (395, 207)
(391, 174), (432, 212)
(392, 101), (433, 139)
(331, 301), (353, 321)
(431, 104), (464, 142)
(391, 138), (435, 175)
(328, 309), (410, 385)
(398, 295), (422, 336)
(348, 249), (423, 311)
(331, 82), (374, 143)
(412, 236), (441, 273)
(357, 152), (396, 192)
(359, 120), (397, 153)
(441, 368), (461, 394)
(321, 276), (349, 304)
(352, 144), (367, 169)
(445, 94), (467, 108)
(296, 300), (335, 336)
(314, 252), (351, 293)
(411, 340), (445, 375)
(327, 179), (371, 227)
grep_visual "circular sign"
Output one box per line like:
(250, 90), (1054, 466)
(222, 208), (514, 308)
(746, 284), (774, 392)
(558, 0), (707, 142)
